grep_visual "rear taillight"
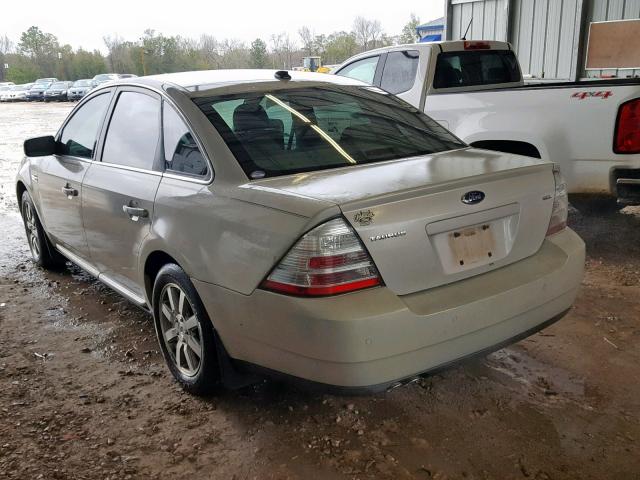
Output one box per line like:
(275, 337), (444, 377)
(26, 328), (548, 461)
(261, 218), (381, 296)
(614, 98), (640, 154)
(546, 165), (568, 237)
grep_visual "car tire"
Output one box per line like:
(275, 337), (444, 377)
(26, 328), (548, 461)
(20, 191), (66, 269)
(152, 263), (221, 396)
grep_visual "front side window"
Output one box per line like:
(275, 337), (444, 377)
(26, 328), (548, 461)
(433, 50), (521, 89)
(163, 103), (208, 177)
(194, 86), (464, 179)
(58, 92), (111, 159)
(101, 91), (160, 170)
(336, 56), (380, 84)
(380, 50), (419, 94)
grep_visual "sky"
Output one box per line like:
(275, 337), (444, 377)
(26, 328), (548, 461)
(3, 0), (444, 52)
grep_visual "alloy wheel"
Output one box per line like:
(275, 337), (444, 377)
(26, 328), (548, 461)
(23, 202), (40, 259)
(159, 283), (203, 377)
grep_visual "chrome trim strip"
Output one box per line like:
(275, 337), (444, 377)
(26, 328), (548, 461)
(56, 244), (146, 306)
(56, 244), (99, 277)
(617, 178), (640, 185)
(96, 161), (163, 176)
(162, 172), (211, 184)
(99, 274), (146, 306)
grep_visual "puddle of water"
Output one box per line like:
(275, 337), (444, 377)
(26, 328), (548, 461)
(486, 347), (592, 409)
(0, 102), (73, 213)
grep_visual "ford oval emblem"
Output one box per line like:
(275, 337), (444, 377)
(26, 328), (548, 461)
(461, 190), (485, 205)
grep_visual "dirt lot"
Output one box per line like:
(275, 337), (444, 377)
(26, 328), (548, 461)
(1, 102), (639, 480)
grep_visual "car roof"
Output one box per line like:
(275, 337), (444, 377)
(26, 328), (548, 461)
(100, 69), (368, 95)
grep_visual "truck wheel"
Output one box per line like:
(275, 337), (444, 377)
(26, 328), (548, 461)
(152, 263), (221, 396)
(569, 194), (622, 215)
(20, 191), (67, 269)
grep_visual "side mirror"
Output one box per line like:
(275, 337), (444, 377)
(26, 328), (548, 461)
(24, 135), (56, 157)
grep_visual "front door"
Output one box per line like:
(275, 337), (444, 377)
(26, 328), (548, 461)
(82, 89), (162, 300)
(36, 91), (112, 257)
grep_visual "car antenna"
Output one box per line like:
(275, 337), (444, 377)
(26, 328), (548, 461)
(274, 70), (291, 80)
(461, 17), (473, 40)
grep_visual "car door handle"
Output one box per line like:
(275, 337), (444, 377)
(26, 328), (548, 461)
(61, 185), (78, 198)
(122, 205), (148, 221)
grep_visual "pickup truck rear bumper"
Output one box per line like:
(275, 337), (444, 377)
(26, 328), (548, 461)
(192, 228), (585, 390)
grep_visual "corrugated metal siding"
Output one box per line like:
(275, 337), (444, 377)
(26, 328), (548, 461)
(510, 0), (583, 80)
(585, 0), (640, 78)
(449, 0), (509, 41)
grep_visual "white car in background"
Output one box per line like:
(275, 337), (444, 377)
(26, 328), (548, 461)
(0, 85), (13, 101)
(90, 73), (121, 88)
(2, 83), (34, 102)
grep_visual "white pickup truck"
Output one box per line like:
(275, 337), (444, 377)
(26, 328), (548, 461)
(335, 40), (640, 208)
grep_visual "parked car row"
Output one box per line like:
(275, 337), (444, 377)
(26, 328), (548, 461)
(0, 73), (137, 103)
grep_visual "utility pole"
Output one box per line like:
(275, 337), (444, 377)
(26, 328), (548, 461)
(140, 48), (148, 76)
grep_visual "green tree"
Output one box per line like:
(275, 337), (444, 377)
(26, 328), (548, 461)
(249, 38), (268, 68)
(399, 13), (421, 44)
(18, 26), (58, 58)
(323, 32), (358, 64)
(72, 49), (107, 79)
(17, 26), (60, 77)
(4, 53), (41, 83)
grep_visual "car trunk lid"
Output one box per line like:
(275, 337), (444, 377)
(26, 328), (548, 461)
(249, 148), (556, 295)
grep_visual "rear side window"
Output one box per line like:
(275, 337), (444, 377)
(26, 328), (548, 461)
(380, 50), (419, 94)
(433, 50), (520, 89)
(163, 103), (208, 177)
(336, 56), (379, 84)
(102, 91), (160, 170)
(58, 93), (111, 159)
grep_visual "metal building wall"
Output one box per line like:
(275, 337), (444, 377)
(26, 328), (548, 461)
(445, 0), (640, 81)
(510, 0), (584, 80)
(447, 0), (510, 41)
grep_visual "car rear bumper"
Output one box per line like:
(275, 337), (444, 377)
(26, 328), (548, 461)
(193, 228), (585, 389)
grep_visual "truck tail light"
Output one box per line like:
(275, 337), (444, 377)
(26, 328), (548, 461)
(464, 41), (491, 50)
(546, 165), (568, 237)
(261, 218), (381, 296)
(614, 98), (640, 154)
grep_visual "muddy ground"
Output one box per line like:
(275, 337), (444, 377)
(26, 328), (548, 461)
(1, 102), (639, 480)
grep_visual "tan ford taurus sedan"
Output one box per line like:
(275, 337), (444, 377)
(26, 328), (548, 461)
(16, 70), (585, 395)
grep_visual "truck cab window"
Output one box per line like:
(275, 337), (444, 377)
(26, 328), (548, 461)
(434, 50), (520, 89)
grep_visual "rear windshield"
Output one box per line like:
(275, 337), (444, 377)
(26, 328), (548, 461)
(194, 85), (464, 178)
(434, 50), (520, 89)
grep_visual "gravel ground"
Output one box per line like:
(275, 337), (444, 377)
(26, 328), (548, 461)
(1, 102), (639, 480)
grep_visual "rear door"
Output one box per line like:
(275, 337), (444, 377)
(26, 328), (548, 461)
(36, 90), (112, 257)
(82, 88), (162, 301)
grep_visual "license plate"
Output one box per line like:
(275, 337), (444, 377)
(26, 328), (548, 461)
(448, 224), (495, 267)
